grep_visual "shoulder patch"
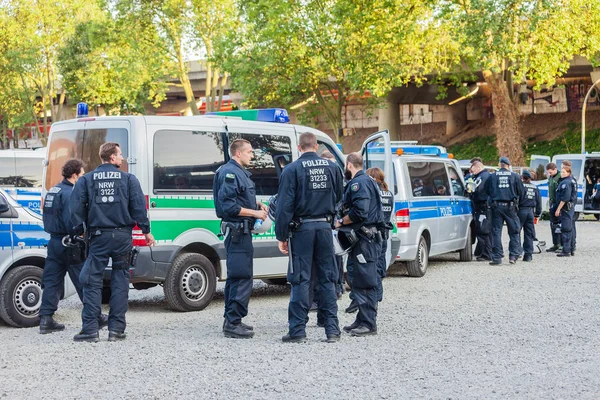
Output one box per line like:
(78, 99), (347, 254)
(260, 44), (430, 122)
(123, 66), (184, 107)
(225, 173), (235, 183)
(561, 183), (566, 189)
(351, 183), (359, 192)
(48, 186), (62, 194)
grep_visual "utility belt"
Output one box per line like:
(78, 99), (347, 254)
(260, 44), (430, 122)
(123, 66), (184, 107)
(111, 247), (140, 270)
(221, 220), (252, 244)
(563, 202), (574, 212)
(359, 225), (383, 243)
(288, 215), (333, 234)
(492, 200), (516, 208)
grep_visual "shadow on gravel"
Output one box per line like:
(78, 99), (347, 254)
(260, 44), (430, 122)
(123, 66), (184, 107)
(385, 255), (460, 278)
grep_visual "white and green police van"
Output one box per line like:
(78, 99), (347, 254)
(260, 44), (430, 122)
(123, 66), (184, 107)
(0, 188), (77, 327)
(42, 109), (398, 312)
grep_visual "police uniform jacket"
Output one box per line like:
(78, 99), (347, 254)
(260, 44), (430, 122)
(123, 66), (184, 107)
(343, 170), (384, 229)
(213, 159), (257, 224)
(470, 169), (490, 204)
(487, 167), (523, 202)
(378, 183), (394, 223)
(520, 182), (542, 217)
(43, 179), (76, 236)
(275, 152), (343, 241)
(70, 163), (150, 235)
(556, 177), (573, 206)
(569, 176), (578, 204)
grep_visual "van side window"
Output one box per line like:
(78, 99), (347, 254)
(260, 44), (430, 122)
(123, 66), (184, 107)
(447, 165), (465, 196)
(227, 133), (292, 196)
(14, 158), (43, 187)
(153, 130), (225, 192)
(407, 161), (449, 197)
(0, 158), (16, 186)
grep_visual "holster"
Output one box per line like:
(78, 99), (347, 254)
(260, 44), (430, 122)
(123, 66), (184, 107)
(112, 252), (130, 270)
(359, 226), (377, 240)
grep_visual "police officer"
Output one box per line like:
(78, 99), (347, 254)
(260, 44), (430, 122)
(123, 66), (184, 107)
(214, 139), (268, 339)
(545, 162), (561, 252)
(70, 142), (155, 342)
(275, 132), (343, 343)
(366, 167), (393, 303)
(561, 160), (577, 254)
(469, 161), (492, 261)
(39, 159), (108, 334)
(556, 165), (575, 257)
(336, 153), (383, 337)
(487, 157), (523, 265)
(518, 169), (542, 262)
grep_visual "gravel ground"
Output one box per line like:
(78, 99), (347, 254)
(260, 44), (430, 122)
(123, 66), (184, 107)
(1, 220), (600, 399)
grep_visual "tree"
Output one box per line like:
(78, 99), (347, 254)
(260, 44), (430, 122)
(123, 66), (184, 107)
(214, 0), (450, 143)
(438, 0), (600, 165)
(58, 14), (172, 114)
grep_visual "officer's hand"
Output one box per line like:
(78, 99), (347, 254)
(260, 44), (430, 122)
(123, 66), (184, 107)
(278, 241), (288, 255)
(257, 202), (268, 213)
(334, 221), (342, 229)
(255, 209), (268, 221)
(554, 209), (560, 217)
(145, 233), (156, 246)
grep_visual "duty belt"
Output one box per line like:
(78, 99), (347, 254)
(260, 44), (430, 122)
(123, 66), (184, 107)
(302, 217), (329, 223)
(496, 201), (513, 206)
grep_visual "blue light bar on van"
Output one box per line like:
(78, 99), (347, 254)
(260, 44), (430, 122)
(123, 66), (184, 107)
(76, 102), (88, 118)
(205, 108), (290, 123)
(368, 145), (449, 158)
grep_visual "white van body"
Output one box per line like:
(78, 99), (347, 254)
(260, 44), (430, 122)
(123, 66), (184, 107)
(530, 153), (600, 218)
(42, 115), (397, 311)
(364, 143), (474, 277)
(0, 188), (76, 327)
(0, 148), (45, 214)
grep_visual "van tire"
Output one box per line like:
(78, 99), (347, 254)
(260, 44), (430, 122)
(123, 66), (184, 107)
(261, 278), (288, 286)
(164, 253), (216, 312)
(0, 265), (43, 328)
(406, 236), (428, 277)
(459, 227), (473, 262)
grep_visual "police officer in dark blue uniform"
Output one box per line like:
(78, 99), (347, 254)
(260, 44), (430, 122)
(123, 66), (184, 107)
(336, 152), (384, 337)
(487, 157), (523, 265)
(214, 139), (268, 339)
(469, 160), (492, 261)
(518, 169), (542, 262)
(275, 132), (343, 343)
(564, 161), (578, 254)
(366, 167), (393, 303)
(70, 143), (154, 342)
(39, 159), (108, 334)
(555, 165), (575, 257)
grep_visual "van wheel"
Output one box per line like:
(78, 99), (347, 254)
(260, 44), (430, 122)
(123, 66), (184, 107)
(594, 214), (600, 221)
(0, 266), (43, 328)
(164, 253), (216, 312)
(459, 227), (473, 262)
(261, 278), (288, 286)
(406, 236), (428, 277)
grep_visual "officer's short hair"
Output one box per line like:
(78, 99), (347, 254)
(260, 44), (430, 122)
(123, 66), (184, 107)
(472, 160), (483, 170)
(229, 139), (251, 156)
(99, 142), (120, 162)
(546, 162), (557, 170)
(62, 159), (84, 179)
(321, 150), (335, 161)
(346, 152), (363, 169)
(298, 132), (317, 151)
(561, 160), (572, 167)
(470, 157), (482, 164)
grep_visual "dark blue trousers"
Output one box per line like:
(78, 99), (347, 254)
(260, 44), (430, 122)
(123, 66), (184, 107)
(518, 207), (535, 256)
(79, 228), (131, 334)
(287, 222), (339, 337)
(224, 230), (254, 325)
(349, 237), (381, 331)
(376, 239), (387, 302)
(473, 205), (492, 260)
(40, 236), (84, 316)
(559, 209), (575, 254)
(347, 257), (355, 301)
(549, 203), (561, 247)
(491, 204), (521, 261)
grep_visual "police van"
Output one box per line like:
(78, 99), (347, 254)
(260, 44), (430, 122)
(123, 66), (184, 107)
(365, 141), (473, 277)
(42, 108), (398, 312)
(0, 188), (76, 327)
(530, 153), (600, 220)
(0, 148), (45, 215)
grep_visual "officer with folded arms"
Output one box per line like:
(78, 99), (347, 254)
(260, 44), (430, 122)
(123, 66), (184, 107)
(518, 169), (542, 262)
(214, 139), (268, 339)
(487, 156), (523, 265)
(336, 152), (383, 336)
(39, 159), (108, 334)
(469, 160), (492, 262)
(275, 132), (343, 343)
(70, 142), (155, 342)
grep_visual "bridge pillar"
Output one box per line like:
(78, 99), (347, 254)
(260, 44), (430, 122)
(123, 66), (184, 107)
(378, 97), (400, 140)
(446, 102), (467, 136)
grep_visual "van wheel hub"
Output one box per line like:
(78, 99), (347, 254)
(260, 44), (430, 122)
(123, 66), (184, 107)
(181, 266), (207, 300)
(14, 279), (42, 316)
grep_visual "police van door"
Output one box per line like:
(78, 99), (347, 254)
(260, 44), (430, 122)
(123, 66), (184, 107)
(529, 155), (551, 212)
(361, 130), (393, 265)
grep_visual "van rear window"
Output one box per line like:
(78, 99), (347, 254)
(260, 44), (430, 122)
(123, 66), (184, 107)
(45, 128), (128, 190)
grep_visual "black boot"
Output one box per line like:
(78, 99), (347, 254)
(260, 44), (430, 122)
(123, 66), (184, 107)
(73, 331), (99, 343)
(223, 320), (254, 339)
(350, 325), (378, 337)
(343, 320), (360, 333)
(344, 300), (358, 314)
(281, 334), (307, 343)
(108, 331), (127, 342)
(39, 315), (65, 334)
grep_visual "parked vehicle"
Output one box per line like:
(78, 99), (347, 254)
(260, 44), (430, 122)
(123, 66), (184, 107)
(0, 148), (45, 215)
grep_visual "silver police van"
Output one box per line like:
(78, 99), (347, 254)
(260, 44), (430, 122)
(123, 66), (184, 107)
(0, 188), (76, 327)
(364, 140), (473, 277)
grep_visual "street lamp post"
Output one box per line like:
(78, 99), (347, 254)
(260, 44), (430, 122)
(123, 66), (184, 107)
(581, 74), (600, 154)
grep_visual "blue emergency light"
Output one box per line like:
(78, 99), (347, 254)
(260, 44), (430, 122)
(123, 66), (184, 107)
(205, 108), (290, 123)
(76, 102), (89, 118)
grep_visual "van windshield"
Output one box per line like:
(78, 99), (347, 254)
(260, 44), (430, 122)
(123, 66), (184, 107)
(555, 158), (582, 179)
(45, 128), (128, 190)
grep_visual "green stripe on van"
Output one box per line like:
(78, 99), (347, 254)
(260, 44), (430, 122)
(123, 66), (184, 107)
(151, 220), (221, 240)
(151, 197), (215, 209)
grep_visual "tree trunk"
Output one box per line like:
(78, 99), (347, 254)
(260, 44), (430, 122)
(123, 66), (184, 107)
(483, 70), (524, 166)
(174, 38), (198, 115)
(216, 73), (228, 111)
(205, 58), (213, 113)
(315, 89), (342, 143)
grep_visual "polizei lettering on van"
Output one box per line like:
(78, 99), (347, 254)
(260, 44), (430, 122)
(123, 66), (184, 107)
(93, 171), (122, 180)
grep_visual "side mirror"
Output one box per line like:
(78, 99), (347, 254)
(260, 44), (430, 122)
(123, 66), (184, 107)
(0, 194), (9, 214)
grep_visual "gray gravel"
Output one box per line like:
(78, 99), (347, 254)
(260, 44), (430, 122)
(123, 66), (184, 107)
(1, 220), (600, 399)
